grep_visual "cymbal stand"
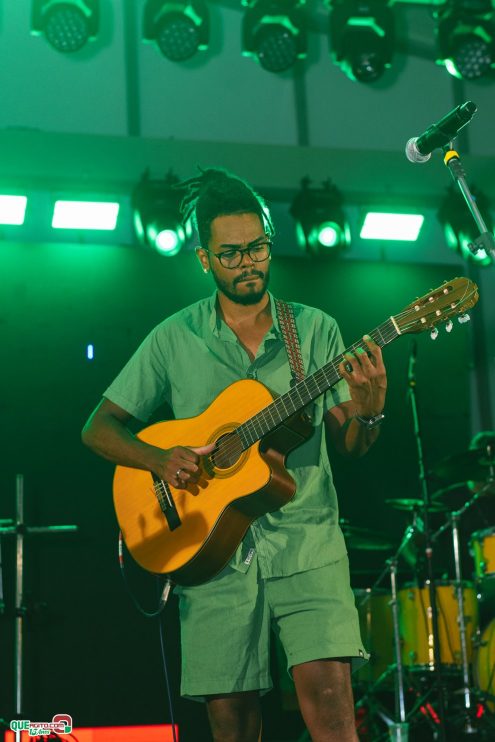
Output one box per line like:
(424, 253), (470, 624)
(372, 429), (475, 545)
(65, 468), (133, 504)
(432, 469), (495, 733)
(407, 343), (447, 740)
(0, 474), (78, 716)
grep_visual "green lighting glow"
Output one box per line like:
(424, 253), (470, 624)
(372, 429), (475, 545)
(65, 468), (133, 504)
(360, 213), (424, 241)
(317, 222), (340, 247)
(52, 201), (120, 230)
(0, 195), (27, 225)
(155, 229), (181, 255)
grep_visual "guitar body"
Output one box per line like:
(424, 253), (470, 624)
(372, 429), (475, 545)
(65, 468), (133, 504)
(113, 379), (314, 585)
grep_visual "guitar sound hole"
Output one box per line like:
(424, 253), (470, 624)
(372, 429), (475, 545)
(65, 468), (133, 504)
(211, 432), (243, 470)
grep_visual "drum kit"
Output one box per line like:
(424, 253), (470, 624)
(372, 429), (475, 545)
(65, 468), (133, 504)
(346, 438), (495, 741)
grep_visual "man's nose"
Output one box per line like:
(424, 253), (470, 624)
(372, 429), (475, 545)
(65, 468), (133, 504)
(239, 248), (255, 266)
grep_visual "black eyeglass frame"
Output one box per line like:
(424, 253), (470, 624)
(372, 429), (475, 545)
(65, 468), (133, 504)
(204, 240), (272, 269)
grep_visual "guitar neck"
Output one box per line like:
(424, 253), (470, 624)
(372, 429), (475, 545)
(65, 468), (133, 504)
(236, 317), (399, 448)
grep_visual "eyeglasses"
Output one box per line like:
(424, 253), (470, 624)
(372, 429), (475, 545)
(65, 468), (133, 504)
(206, 240), (272, 269)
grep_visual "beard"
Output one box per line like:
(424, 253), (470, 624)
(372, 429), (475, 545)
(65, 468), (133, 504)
(211, 266), (270, 306)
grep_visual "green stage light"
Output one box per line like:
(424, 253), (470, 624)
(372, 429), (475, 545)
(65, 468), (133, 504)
(360, 212), (424, 241)
(328, 0), (395, 82)
(438, 187), (493, 265)
(0, 195), (28, 225)
(242, 0), (307, 73)
(52, 201), (119, 230)
(31, 1), (99, 53)
(133, 172), (189, 256)
(290, 178), (350, 255)
(436, 0), (495, 80)
(143, 0), (209, 61)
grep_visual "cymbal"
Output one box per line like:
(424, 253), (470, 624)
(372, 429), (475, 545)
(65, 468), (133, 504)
(339, 521), (395, 551)
(385, 498), (450, 513)
(430, 447), (495, 486)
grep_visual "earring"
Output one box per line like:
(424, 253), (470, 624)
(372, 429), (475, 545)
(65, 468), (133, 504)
(203, 268), (209, 273)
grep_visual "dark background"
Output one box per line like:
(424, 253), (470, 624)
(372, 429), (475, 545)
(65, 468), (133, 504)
(0, 239), (477, 738)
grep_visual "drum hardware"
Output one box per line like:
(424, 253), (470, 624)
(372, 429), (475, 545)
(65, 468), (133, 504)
(0, 474), (78, 717)
(385, 498), (451, 513)
(429, 441), (495, 489)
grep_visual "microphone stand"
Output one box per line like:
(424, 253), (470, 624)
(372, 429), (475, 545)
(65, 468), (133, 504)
(407, 342), (447, 741)
(443, 144), (495, 262)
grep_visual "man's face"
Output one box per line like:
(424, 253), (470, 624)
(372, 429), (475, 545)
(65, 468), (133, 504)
(198, 212), (271, 306)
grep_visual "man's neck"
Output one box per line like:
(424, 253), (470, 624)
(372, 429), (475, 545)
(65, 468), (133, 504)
(217, 291), (271, 328)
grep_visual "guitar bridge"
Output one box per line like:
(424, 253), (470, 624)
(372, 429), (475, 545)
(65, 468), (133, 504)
(152, 475), (181, 531)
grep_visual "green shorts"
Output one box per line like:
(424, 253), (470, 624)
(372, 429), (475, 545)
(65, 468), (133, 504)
(177, 553), (368, 700)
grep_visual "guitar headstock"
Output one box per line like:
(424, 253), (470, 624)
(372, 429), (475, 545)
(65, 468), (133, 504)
(393, 277), (479, 336)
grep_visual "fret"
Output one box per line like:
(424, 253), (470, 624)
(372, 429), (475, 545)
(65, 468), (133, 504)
(237, 319), (398, 449)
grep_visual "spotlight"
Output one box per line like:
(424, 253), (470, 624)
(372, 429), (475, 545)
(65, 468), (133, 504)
(328, 0), (395, 83)
(436, 0), (495, 80)
(438, 186), (493, 265)
(143, 0), (209, 61)
(242, 0), (307, 73)
(133, 172), (189, 256)
(31, 1), (99, 53)
(290, 178), (350, 255)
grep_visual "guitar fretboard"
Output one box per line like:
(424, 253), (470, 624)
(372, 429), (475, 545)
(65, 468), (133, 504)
(236, 318), (398, 448)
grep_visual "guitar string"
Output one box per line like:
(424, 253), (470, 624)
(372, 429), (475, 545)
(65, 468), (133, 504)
(202, 285), (477, 468)
(163, 284), (476, 479)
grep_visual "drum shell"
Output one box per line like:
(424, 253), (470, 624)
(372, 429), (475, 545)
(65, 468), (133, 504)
(354, 588), (394, 683)
(473, 618), (495, 713)
(470, 527), (495, 579)
(398, 581), (478, 670)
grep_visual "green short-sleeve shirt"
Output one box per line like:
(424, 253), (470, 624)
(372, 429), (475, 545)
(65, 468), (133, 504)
(104, 291), (351, 578)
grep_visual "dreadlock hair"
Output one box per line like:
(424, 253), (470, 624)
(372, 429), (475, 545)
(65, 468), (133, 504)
(179, 167), (274, 248)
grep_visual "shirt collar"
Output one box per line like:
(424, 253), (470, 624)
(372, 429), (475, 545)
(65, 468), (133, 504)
(207, 290), (281, 339)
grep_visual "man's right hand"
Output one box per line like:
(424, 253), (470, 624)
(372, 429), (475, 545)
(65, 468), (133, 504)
(152, 443), (216, 487)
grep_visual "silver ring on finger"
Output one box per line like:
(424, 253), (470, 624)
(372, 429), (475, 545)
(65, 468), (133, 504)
(176, 468), (183, 481)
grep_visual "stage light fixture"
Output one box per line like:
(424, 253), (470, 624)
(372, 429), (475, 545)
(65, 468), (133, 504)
(328, 0), (395, 83)
(133, 173), (190, 256)
(143, 0), (209, 61)
(360, 212), (425, 241)
(31, 1), (99, 53)
(242, 0), (307, 73)
(290, 178), (350, 255)
(52, 200), (119, 230)
(0, 195), (28, 225)
(436, 0), (495, 80)
(438, 186), (493, 265)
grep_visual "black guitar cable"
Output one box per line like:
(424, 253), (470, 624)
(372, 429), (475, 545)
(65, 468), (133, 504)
(118, 532), (178, 742)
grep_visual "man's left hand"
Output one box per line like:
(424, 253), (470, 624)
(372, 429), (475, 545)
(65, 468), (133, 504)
(338, 335), (387, 417)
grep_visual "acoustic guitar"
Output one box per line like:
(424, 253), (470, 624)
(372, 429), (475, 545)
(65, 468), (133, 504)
(113, 277), (478, 585)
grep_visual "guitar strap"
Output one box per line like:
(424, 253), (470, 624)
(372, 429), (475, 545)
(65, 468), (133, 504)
(274, 299), (306, 384)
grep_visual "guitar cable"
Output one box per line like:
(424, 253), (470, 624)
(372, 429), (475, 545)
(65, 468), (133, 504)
(118, 532), (178, 742)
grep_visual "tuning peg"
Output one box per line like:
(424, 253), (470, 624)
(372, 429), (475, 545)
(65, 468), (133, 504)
(445, 320), (453, 333)
(458, 313), (470, 324)
(430, 327), (439, 340)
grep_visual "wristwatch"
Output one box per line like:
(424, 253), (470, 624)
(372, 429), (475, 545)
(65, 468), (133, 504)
(355, 413), (385, 430)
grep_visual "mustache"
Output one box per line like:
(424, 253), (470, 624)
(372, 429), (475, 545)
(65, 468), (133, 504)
(234, 271), (264, 285)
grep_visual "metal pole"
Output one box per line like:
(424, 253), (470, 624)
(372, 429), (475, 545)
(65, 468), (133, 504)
(451, 512), (476, 733)
(15, 474), (24, 717)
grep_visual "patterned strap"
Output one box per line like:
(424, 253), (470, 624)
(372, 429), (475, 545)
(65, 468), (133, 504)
(275, 298), (306, 383)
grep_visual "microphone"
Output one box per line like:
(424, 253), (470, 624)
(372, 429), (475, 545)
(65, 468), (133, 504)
(405, 101), (477, 163)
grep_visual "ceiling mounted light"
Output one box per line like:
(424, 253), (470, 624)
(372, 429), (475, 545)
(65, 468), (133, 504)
(290, 178), (350, 255)
(143, 0), (209, 61)
(133, 172), (190, 256)
(436, 0), (495, 80)
(360, 212), (425, 241)
(328, 0), (395, 83)
(438, 186), (493, 265)
(242, 0), (307, 73)
(31, 1), (99, 53)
